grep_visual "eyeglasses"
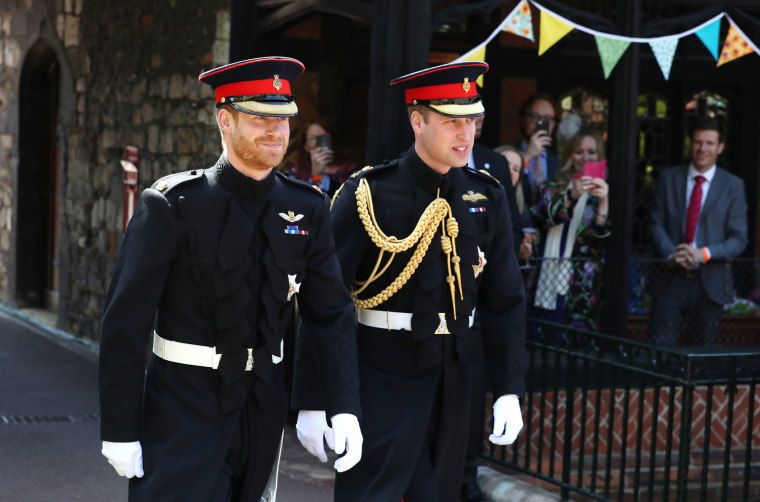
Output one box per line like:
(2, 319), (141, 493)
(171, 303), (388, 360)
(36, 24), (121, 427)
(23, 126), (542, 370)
(526, 113), (556, 122)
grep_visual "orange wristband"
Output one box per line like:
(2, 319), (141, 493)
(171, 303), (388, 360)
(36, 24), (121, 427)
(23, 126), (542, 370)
(701, 247), (710, 262)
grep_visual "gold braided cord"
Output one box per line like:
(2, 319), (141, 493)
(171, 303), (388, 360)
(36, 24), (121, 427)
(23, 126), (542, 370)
(356, 178), (448, 253)
(330, 183), (346, 210)
(351, 177), (462, 315)
(352, 250), (395, 296)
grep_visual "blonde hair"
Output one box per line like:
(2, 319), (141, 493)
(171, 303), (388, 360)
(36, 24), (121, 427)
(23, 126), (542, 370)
(554, 128), (605, 196)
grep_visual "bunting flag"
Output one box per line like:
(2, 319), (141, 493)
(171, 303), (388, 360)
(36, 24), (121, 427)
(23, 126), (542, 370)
(595, 36), (630, 79)
(503, 0), (534, 42)
(717, 21), (755, 66)
(538, 9), (574, 55)
(649, 37), (679, 80)
(695, 17), (721, 60)
(459, 44), (487, 87)
(452, 2), (759, 82)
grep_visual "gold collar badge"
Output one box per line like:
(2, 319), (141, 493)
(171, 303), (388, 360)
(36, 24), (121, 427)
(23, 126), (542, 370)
(463, 77), (471, 93)
(462, 190), (487, 202)
(272, 74), (282, 91)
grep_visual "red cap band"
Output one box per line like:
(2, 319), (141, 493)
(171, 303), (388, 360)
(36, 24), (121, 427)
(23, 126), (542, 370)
(214, 78), (292, 103)
(404, 82), (476, 103)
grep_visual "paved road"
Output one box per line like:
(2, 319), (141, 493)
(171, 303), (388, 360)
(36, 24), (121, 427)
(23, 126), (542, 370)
(0, 307), (335, 502)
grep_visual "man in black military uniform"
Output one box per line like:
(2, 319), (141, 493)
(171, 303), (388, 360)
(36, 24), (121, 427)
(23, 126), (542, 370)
(293, 61), (526, 502)
(98, 57), (362, 502)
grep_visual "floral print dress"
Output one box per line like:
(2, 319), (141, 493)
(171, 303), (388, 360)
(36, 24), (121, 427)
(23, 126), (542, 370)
(529, 180), (611, 332)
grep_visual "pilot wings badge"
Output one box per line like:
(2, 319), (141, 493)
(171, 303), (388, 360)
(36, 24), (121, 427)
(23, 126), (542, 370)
(461, 191), (487, 203)
(279, 211), (304, 222)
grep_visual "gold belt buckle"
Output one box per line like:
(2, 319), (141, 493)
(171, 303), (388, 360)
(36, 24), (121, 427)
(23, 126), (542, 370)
(245, 348), (254, 371)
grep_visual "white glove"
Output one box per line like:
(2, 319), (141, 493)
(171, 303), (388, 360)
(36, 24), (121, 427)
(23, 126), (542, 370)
(101, 441), (144, 478)
(489, 394), (523, 445)
(295, 410), (335, 463)
(330, 413), (363, 473)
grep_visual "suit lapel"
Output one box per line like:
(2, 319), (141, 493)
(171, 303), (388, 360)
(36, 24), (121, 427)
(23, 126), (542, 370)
(700, 167), (724, 215)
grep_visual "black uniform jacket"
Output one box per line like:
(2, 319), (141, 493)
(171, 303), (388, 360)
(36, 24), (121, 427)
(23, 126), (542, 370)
(98, 155), (359, 501)
(293, 147), (526, 409)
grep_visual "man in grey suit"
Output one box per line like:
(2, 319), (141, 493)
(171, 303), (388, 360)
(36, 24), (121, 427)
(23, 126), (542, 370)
(647, 117), (748, 346)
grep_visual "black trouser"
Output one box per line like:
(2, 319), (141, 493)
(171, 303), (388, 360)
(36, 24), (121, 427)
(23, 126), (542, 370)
(209, 377), (287, 502)
(462, 316), (486, 487)
(335, 326), (472, 502)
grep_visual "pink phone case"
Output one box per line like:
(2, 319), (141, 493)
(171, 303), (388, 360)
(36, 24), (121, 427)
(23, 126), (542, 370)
(583, 160), (606, 179)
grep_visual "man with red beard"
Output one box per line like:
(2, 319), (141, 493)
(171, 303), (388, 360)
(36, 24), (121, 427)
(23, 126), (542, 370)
(98, 57), (362, 502)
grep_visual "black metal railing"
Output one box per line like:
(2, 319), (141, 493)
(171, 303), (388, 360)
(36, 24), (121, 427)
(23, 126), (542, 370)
(482, 321), (760, 502)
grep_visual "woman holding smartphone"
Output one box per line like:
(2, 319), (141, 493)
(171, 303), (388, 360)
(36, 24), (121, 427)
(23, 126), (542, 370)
(529, 127), (610, 336)
(284, 121), (358, 198)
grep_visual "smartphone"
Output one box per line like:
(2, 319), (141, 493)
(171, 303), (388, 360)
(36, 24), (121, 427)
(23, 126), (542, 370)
(535, 119), (549, 132)
(583, 160), (606, 179)
(316, 134), (332, 149)
(572, 160), (606, 180)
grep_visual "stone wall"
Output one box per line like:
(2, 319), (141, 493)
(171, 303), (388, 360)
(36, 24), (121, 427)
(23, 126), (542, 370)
(0, 0), (230, 340)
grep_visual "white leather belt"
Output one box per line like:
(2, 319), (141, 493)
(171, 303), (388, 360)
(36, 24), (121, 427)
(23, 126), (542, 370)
(152, 332), (253, 371)
(356, 308), (475, 331)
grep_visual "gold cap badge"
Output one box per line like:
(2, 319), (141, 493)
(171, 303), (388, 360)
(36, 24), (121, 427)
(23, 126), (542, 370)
(272, 74), (282, 91)
(463, 77), (471, 93)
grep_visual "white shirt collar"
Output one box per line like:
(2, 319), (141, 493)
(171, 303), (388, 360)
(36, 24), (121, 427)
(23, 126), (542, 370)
(687, 163), (716, 183)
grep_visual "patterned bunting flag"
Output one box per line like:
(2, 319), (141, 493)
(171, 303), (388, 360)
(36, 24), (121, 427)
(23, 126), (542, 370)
(594, 36), (630, 79)
(538, 9), (574, 56)
(695, 17), (721, 60)
(717, 22), (755, 66)
(649, 37), (679, 80)
(502, 0), (534, 42)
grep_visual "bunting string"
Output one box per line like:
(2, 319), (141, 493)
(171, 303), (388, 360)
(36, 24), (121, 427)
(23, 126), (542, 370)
(530, 2), (726, 43)
(453, 0), (759, 82)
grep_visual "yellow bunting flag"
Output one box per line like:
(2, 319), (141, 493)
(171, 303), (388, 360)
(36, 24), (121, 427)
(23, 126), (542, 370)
(460, 44), (487, 87)
(538, 10), (574, 56)
(717, 22), (755, 67)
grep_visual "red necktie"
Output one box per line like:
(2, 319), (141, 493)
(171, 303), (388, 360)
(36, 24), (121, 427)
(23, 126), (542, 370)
(684, 175), (705, 245)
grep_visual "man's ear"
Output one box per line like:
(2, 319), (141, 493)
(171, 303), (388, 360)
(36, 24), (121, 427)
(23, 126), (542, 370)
(218, 108), (234, 133)
(410, 110), (423, 135)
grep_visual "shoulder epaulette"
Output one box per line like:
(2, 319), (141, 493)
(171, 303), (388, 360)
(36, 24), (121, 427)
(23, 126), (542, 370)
(348, 159), (399, 181)
(151, 169), (204, 194)
(463, 166), (501, 185)
(276, 171), (328, 199)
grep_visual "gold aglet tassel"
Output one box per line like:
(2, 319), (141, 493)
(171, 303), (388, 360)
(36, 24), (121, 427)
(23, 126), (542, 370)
(452, 255), (463, 300)
(446, 216), (463, 300)
(441, 234), (457, 320)
(446, 275), (456, 320)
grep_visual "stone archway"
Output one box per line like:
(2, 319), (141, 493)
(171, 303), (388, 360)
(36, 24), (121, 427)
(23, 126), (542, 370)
(16, 39), (61, 310)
